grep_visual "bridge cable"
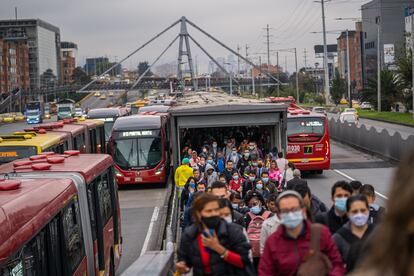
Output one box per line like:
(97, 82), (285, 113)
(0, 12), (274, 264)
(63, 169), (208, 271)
(78, 19), (181, 92)
(188, 34), (240, 86)
(127, 35), (180, 92)
(185, 18), (283, 85)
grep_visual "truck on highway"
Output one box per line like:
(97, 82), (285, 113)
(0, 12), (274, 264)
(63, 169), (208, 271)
(57, 99), (76, 120)
(25, 101), (45, 124)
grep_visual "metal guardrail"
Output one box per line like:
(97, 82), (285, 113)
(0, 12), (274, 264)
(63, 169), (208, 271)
(0, 91), (22, 114)
(329, 117), (414, 161)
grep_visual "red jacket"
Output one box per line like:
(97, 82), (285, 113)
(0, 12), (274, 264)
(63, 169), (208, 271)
(259, 220), (345, 276)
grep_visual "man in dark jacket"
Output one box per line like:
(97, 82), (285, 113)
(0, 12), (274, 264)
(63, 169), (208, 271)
(237, 149), (251, 176)
(177, 197), (255, 275)
(315, 181), (353, 233)
(223, 160), (238, 183)
(259, 191), (345, 275)
(293, 182), (327, 219)
(286, 169), (308, 190)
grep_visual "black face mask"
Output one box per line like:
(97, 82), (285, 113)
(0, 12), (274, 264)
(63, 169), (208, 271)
(201, 216), (221, 229)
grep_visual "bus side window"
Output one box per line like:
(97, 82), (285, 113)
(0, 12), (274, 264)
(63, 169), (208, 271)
(96, 172), (113, 225)
(23, 228), (48, 275)
(90, 129), (97, 153)
(0, 253), (24, 275)
(87, 183), (98, 241)
(46, 217), (63, 275)
(64, 141), (69, 151)
(61, 199), (85, 275)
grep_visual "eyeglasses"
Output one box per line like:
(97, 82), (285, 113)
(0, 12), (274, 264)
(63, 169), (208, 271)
(279, 207), (302, 214)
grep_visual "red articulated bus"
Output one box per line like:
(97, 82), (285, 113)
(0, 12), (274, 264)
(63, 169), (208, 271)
(0, 178), (88, 275)
(108, 112), (170, 185)
(87, 107), (130, 142)
(0, 151), (122, 275)
(268, 97), (330, 173)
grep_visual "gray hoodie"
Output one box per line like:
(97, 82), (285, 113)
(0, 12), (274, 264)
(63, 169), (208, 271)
(205, 163), (218, 187)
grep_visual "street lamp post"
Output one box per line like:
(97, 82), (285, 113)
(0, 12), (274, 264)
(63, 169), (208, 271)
(321, 0), (331, 104)
(346, 29), (352, 108)
(225, 62), (233, 96)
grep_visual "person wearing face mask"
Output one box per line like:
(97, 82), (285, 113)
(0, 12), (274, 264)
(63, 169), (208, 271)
(241, 170), (257, 199)
(205, 163), (218, 188)
(242, 192), (272, 270)
(259, 191), (345, 276)
(261, 171), (277, 195)
(224, 139), (234, 160)
(210, 140), (219, 161)
(229, 171), (243, 193)
(333, 195), (374, 273)
(176, 193), (255, 276)
(359, 184), (386, 226)
(218, 198), (244, 227)
(237, 149), (251, 176)
(227, 146), (240, 169)
(245, 157), (259, 178)
(199, 145), (210, 159)
(260, 194), (281, 255)
(180, 177), (198, 212)
(315, 181), (353, 234)
(253, 179), (270, 200)
(216, 151), (226, 174)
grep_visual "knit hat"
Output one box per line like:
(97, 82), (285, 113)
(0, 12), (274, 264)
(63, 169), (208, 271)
(182, 158), (190, 164)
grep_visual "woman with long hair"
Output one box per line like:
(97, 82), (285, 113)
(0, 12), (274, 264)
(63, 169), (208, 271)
(176, 193), (255, 276)
(352, 150), (414, 276)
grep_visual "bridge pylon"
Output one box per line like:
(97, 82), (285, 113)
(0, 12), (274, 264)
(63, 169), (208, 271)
(177, 17), (196, 91)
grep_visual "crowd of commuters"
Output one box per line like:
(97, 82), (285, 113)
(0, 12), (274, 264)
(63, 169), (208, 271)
(173, 137), (412, 275)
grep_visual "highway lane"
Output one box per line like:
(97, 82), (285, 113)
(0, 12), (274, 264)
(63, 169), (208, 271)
(328, 113), (413, 139)
(305, 139), (396, 209)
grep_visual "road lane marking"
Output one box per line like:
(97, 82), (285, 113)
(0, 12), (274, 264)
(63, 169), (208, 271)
(140, 206), (159, 257)
(333, 169), (389, 200)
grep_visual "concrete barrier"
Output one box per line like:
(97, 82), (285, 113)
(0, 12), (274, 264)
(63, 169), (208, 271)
(329, 118), (414, 162)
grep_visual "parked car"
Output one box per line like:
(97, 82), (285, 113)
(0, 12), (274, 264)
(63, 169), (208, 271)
(311, 106), (327, 116)
(100, 94), (107, 100)
(94, 91), (101, 97)
(343, 107), (359, 118)
(340, 112), (358, 126)
(360, 102), (373, 110)
(109, 91), (114, 97)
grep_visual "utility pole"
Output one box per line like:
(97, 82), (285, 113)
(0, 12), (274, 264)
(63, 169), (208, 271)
(246, 45), (255, 95)
(264, 24), (272, 88)
(285, 56), (288, 73)
(320, 0), (331, 104)
(259, 56), (262, 97)
(276, 51), (280, 96)
(346, 30), (352, 108)
(303, 48), (308, 68)
(377, 19), (381, 112)
(237, 45), (241, 78)
(412, 12), (414, 119)
(294, 48), (299, 103)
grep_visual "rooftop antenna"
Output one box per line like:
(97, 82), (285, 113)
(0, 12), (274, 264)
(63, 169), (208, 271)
(15, 7), (18, 20)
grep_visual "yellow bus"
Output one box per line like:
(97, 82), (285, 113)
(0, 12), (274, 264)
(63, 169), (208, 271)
(0, 131), (71, 164)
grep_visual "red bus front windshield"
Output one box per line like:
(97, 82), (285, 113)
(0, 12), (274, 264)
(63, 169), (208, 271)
(287, 117), (326, 140)
(113, 130), (162, 170)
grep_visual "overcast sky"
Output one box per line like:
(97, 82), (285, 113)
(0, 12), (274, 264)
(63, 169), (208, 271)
(2, 0), (370, 73)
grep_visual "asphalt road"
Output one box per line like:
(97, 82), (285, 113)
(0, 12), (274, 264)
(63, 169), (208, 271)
(328, 113), (413, 139)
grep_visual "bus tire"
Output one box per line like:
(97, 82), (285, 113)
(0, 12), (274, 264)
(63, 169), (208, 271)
(317, 170), (323, 175)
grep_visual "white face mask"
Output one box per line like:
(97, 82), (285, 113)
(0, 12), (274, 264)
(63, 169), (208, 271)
(224, 216), (232, 224)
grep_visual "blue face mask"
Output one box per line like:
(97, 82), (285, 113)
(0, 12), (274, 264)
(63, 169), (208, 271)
(256, 184), (263, 190)
(249, 176), (256, 182)
(334, 197), (348, 212)
(231, 203), (239, 210)
(280, 210), (304, 229)
(349, 213), (369, 227)
(207, 160), (213, 164)
(189, 183), (196, 189)
(262, 177), (269, 183)
(233, 175), (239, 180)
(250, 205), (261, 215)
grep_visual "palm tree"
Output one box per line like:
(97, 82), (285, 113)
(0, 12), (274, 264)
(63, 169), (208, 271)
(396, 50), (413, 111)
(330, 70), (346, 106)
(361, 69), (403, 111)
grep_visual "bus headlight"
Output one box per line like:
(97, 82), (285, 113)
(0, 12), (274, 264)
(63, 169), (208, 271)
(114, 168), (122, 177)
(155, 165), (164, 175)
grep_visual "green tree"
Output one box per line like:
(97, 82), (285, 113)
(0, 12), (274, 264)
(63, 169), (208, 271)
(361, 69), (403, 111)
(138, 62), (153, 76)
(72, 67), (91, 84)
(330, 70), (346, 106)
(396, 49), (413, 111)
